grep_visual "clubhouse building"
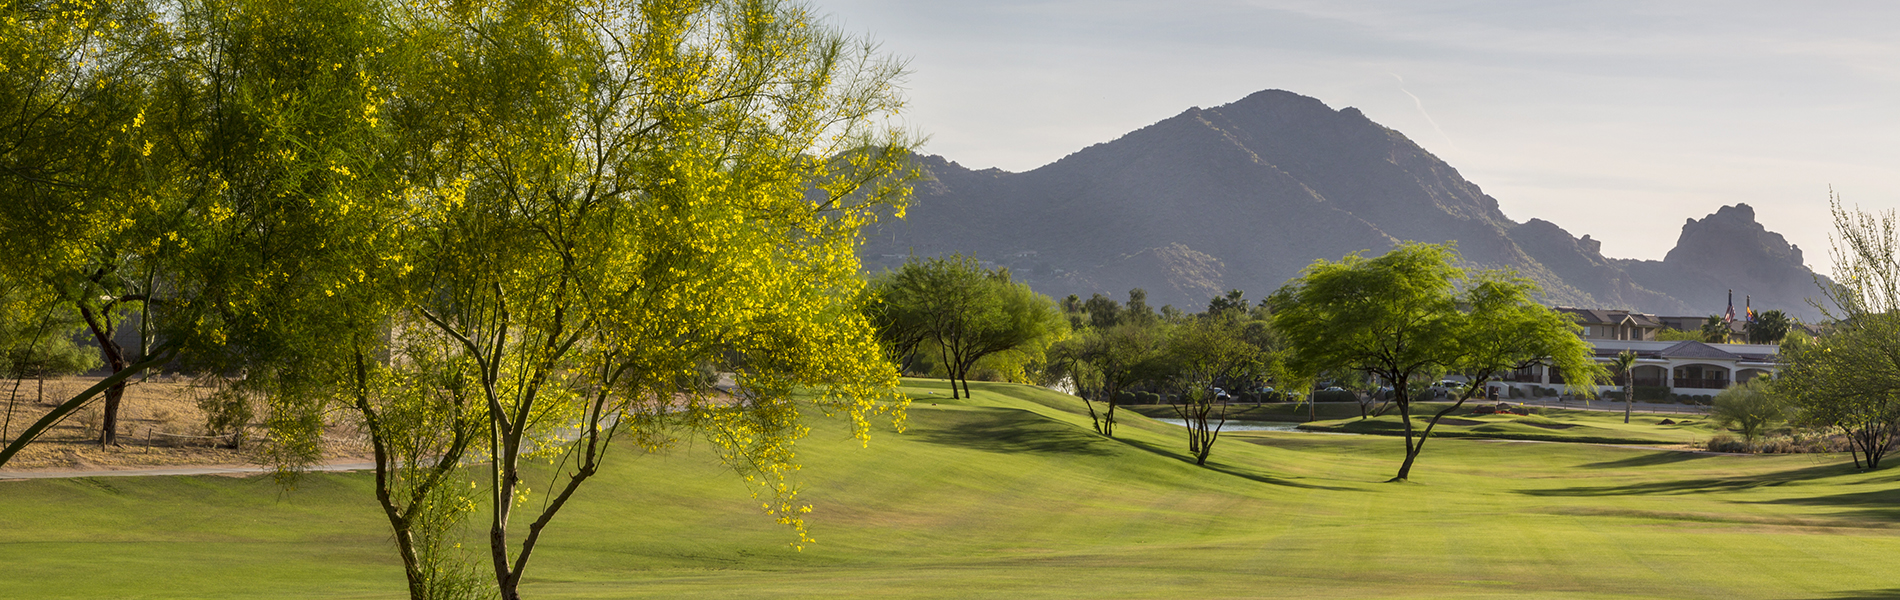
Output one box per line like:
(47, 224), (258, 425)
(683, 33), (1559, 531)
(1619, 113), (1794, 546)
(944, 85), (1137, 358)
(1489, 308), (1780, 396)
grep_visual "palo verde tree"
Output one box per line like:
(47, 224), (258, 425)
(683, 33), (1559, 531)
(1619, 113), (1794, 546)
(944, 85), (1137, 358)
(0, 0), (408, 465)
(0, 0), (181, 449)
(1049, 319), (1167, 437)
(1777, 325), (1900, 469)
(1409, 272), (1600, 478)
(1, 285), (102, 410)
(275, 1), (920, 598)
(1270, 243), (1598, 481)
(874, 255), (1067, 399)
(1773, 195), (1900, 469)
(1164, 308), (1266, 465)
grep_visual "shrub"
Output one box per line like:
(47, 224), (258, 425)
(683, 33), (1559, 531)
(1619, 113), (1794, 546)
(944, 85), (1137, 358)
(1712, 379), (1788, 446)
(1136, 391), (1161, 405)
(1706, 433), (1749, 453)
(1707, 430), (1847, 454)
(1115, 391), (1137, 404)
(1632, 385), (1669, 401)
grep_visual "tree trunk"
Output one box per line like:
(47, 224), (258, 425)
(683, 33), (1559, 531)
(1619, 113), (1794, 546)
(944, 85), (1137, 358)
(1623, 384), (1632, 424)
(1392, 387), (1478, 482)
(101, 382), (125, 446)
(79, 303), (128, 446)
(942, 346), (959, 399)
(1390, 399), (1417, 481)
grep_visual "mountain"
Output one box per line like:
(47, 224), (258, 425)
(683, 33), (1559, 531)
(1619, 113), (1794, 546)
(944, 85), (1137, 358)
(859, 89), (1825, 321)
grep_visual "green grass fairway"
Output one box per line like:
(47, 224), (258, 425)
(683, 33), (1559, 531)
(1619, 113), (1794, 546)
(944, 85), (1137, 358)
(1296, 405), (1723, 445)
(1128, 401), (1720, 445)
(4, 378), (1898, 599)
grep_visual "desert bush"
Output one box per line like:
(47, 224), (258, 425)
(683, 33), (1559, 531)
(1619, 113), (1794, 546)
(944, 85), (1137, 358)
(1708, 430), (1849, 454)
(1753, 430), (1850, 454)
(197, 387), (254, 448)
(1706, 433), (1749, 453)
(75, 405), (102, 438)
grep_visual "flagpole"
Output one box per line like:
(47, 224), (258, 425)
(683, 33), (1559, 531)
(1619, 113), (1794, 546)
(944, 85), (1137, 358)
(1725, 289), (1735, 343)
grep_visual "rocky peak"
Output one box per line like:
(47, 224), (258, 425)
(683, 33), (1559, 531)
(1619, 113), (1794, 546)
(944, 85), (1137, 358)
(1663, 203), (1803, 268)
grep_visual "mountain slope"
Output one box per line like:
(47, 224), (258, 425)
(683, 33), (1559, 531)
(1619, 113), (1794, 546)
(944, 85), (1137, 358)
(861, 90), (1823, 319)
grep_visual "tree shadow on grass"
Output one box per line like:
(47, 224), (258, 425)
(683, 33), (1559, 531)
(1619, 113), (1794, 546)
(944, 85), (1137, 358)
(1519, 462), (1862, 497)
(906, 408), (1119, 457)
(1114, 436), (1362, 491)
(1576, 451), (1721, 469)
(1748, 487), (1900, 523)
(1807, 589), (1900, 600)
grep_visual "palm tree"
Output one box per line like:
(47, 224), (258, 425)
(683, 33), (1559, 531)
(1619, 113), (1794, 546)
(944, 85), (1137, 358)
(1610, 350), (1638, 423)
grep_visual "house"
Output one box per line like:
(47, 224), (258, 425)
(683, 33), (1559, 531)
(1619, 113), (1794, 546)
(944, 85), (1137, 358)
(1491, 308), (1782, 397)
(1495, 339), (1778, 397)
(1555, 307), (1665, 341)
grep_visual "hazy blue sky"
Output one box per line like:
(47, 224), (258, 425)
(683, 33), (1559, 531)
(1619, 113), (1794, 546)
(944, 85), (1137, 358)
(822, 0), (1900, 266)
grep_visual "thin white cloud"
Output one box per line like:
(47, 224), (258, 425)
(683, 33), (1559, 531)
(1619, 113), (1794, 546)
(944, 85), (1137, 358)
(1390, 73), (1460, 154)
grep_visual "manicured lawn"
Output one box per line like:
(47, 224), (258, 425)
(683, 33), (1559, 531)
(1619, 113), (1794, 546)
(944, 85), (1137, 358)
(1128, 400), (1721, 445)
(3, 378), (1897, 599)
(1297, 405), (1723, 445)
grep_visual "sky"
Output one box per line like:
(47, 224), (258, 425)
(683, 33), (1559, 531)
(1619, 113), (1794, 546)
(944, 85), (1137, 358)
(820, 0), (1900, 267)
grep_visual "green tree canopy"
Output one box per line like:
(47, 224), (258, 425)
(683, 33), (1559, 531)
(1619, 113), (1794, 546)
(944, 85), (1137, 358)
(1773, 196), (1900, 470)
(1163, 310), (1268, 465)
(6, 1), (923, 599)
(1048, 320), (1168, 437)
(1269, 243), (1598, 481)
(1711, 378), (1787, 448)
(872, 255), (1067, 399)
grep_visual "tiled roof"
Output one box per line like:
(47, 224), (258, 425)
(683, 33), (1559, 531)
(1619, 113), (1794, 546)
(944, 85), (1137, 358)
(1658, 341), (1740, 360)
(1556, 307), (1665, 329)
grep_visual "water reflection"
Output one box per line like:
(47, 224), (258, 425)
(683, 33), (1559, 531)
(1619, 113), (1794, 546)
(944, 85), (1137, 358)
(1153, 419), (1303, 432)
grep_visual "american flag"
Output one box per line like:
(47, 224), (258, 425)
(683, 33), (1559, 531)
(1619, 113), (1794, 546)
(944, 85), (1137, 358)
(1724, 290), (1734, 324)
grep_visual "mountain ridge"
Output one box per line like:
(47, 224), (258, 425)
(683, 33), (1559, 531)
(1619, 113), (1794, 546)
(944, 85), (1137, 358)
(861, 89), (1824, 321)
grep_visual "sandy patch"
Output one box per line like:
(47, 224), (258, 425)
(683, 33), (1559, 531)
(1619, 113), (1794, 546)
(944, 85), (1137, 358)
(1, 375), (370, 470)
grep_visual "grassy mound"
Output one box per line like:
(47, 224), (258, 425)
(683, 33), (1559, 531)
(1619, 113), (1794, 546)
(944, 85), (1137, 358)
(2, 378), (1897, 599)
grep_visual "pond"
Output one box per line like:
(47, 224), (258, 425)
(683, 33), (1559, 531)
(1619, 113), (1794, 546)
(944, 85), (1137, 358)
(1152, 419), (1306, 432)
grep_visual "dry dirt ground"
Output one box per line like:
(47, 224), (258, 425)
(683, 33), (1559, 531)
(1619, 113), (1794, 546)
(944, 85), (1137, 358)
(0, 375), (370, 472)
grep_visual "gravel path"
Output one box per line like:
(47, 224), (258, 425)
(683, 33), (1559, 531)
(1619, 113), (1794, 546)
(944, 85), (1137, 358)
(0, 461), (374, 480)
